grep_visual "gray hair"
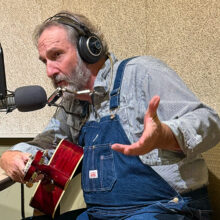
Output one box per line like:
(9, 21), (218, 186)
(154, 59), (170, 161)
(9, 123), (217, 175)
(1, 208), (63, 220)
(33, 11), (108, 55)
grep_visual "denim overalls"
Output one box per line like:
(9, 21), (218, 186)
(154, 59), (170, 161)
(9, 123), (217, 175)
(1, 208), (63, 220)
(76, 59), (211, 220)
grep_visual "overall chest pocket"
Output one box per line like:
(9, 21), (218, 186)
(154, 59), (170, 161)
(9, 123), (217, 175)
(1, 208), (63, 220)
(82, 144), (117, 192)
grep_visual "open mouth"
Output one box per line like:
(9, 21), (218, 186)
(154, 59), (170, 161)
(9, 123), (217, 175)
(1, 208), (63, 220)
(56, 80), (68, 88)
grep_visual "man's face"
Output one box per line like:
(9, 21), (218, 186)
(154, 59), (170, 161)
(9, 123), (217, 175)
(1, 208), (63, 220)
(38, 25), (91, 95)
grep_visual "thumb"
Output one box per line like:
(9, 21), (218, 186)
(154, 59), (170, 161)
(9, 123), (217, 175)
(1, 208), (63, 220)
(21, 152), (32, 163)
(146, 95), (160, 118)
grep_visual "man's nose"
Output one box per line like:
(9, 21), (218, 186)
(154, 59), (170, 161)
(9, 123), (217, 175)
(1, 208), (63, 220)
(46, 61), (58, 78)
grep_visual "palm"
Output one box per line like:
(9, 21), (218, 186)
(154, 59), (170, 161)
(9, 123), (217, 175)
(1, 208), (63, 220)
(111, 96), (161, 156)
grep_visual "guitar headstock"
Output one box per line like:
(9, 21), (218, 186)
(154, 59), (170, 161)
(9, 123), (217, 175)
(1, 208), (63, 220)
(24, 150), (46, 187)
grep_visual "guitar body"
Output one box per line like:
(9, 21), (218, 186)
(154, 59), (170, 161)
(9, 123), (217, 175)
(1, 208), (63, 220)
(25, 139), (84, 218)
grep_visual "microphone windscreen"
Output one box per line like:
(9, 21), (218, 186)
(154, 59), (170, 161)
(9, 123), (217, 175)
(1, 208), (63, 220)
(14, 86), (47, 112)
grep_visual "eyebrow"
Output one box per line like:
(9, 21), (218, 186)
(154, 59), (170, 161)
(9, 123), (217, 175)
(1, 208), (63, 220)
(38, 47), (62, 62)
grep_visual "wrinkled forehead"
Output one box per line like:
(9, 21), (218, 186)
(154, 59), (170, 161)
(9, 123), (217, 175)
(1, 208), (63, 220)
(38, 25), (70, 48)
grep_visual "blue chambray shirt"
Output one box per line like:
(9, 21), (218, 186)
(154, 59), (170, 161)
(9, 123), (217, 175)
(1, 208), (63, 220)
(11, 53), (220, 193)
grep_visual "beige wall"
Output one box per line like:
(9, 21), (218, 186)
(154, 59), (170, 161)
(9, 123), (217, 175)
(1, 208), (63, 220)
(0, 0), (219, 219)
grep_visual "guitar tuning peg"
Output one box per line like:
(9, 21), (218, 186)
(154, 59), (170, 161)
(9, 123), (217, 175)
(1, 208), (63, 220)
(25, 171), (39, 188)
(26, 182), (33, 188)
(39, 158), (45, 165)
(30, 172), (38, 182)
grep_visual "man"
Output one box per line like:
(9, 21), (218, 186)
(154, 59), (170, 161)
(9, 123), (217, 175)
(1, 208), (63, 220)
(0, 11), (220, 219)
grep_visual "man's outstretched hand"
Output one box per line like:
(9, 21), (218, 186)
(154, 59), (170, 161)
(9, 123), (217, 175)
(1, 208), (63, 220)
(111, 96), (180, 155)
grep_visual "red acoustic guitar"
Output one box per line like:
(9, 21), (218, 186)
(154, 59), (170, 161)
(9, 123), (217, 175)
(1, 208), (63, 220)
(24, 139), (84, 218)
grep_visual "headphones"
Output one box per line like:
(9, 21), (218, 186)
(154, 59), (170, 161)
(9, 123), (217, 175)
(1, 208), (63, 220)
(45, 12), (103, 64)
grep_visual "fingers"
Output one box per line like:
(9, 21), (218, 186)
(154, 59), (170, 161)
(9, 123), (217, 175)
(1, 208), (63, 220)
(111, 144), (129, 155)
(144, 96), (161, 127)
(111, 143), (147, 156)
(10, 168), (25, 183)
(148, 96), (160, 117)
(11, 160), (27, 183)
(22, 153), (32, 163)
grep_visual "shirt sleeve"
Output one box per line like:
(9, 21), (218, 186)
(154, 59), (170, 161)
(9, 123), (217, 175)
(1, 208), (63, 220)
(140, 56), (220, 158)
(10, 99), (86, 162)
(10, 116), (69, 161)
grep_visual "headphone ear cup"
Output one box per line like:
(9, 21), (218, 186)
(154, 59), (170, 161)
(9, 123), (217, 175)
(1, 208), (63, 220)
(77, 35), (103, 64)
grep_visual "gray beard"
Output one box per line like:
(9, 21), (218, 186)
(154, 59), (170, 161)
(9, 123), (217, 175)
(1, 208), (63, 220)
(52, 56), (91, 101)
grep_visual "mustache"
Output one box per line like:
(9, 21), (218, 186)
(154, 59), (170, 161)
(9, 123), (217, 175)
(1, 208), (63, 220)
(53, 74), (68, 84)
(51, 74), (71, 88)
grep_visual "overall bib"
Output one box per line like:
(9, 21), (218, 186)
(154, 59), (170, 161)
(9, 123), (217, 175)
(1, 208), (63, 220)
(76, 59), (211, 220)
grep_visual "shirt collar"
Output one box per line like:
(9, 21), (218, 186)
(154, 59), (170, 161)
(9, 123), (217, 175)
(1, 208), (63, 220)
(93, 53), (117, 93)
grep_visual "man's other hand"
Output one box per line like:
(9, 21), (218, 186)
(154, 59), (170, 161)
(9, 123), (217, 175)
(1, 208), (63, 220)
(0, 150), (31, 183)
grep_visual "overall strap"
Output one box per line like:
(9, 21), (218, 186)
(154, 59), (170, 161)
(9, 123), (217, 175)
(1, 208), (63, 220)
(110, 57), (135, 110)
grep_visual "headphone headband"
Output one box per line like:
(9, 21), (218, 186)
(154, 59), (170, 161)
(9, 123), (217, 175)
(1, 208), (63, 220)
(45, 13), (90, 36)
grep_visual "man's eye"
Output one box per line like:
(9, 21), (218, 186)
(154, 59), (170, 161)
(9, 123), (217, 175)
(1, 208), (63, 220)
(55, 52), (60, 57)
(52, 52), (61, 60)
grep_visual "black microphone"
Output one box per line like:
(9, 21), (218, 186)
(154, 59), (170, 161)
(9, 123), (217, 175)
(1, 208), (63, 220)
(0, 43), (7, 99)
(0, 85), (47, 113)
